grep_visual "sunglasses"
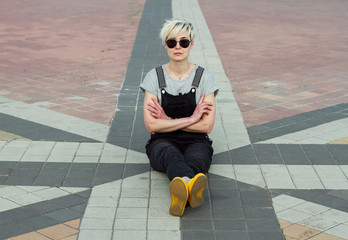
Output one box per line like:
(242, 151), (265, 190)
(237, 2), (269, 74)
(166, 39), (191, 48)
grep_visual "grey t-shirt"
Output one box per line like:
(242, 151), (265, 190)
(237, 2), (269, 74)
(140, 65), (219, 104)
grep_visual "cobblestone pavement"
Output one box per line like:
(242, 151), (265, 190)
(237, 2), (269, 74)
(0, 0), (348, 239)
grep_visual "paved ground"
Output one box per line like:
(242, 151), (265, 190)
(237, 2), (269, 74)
(0, 0), (348, 239)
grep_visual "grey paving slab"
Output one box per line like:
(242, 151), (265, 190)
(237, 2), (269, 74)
(277, 144), (311, 165)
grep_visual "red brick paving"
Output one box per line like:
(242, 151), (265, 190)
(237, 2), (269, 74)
(199, 0), (348, 126)
(0, 0), (145, 125)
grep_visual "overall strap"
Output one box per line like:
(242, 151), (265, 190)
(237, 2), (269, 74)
(155, 66), (166, 89)
(192, 66), (204, 88)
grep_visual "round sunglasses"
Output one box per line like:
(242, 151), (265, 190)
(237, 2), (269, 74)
(166, 39), (191, 48)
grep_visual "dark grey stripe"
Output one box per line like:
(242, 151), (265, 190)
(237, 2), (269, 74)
(213, 144), (348, 165)
(0, 162), (150, 187)
(0, 112), (99, 142)
(106, 0), (171, 153)
(248, 102), (348, 143)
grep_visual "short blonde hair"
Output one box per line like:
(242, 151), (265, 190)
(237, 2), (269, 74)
(159, 18), (195, 45)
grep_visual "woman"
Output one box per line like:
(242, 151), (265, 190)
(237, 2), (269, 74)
(140, 18), (218, 216)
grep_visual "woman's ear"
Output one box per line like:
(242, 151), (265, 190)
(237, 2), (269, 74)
(190, 40), (194, 49)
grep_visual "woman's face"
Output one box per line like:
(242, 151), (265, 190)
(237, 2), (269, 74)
(165, 31), (193, 62)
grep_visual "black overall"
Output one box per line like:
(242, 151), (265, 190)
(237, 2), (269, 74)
(145, 66), (213, 181)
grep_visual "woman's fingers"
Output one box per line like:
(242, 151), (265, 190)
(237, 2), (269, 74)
(198, 93), (205, 105)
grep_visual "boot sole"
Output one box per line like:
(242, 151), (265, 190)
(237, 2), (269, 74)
(169, 178), (188, 216)
(189, 174), (207, 208)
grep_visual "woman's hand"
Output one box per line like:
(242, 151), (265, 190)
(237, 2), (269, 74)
(147, 97), (171, 120)
(190, 94), (213, 123)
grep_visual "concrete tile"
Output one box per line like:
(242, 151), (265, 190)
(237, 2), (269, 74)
(0, 186), (28, 198)
(287, 165), (324, 189)
(234, 165), (266, 188)
(319, 209), (348, 223)
(314, 165), (348, 189)
(121, 177), (150, 189)
(83, 206), (116, 218)
(147, 218), (180, 230)
(261, 165), (295, 189)
(277, 208), (313, 224)
(151, 179), (170, 188)
(214, 219), (246, 231)
(310, 233), (345, 240)
(253, 144), (284, 164)
(9, 192), (46, 205)
(148, 207), (173, 218)
(33, 187), (70, 200)
(78, 230), (112, 240)
(0, 198), (21, 211)
(99, 156), (125, 163)
(299, 214), (340, 231)
(126, 150), (148, 163)
(76, 143), (104, 156)
(121, 187), (150, 198)
(116, 207), (148, 219)
(151, 170), (167, 179)
(215, 231), (250, 240)
(112, 230), (146, 240)
(246, 219), (281, 231)
(114, 218), (147, 230)
(80, 217), (114, 230)
(147, 230), (180, 240)
(272, 195), (306, 209)
(151, 187), (170, 198)
(73, 156), (99, 163)
(89, 187), (121, 198)
(292, 201), (330, 215)
(212, 207), (244, 220)
(0, 141), (6, 149)
(118, 197), (149, 208)
(23, 148), (51, 158)
(149, 197), (171, 208)
(4, 141), (31, 148)
(244, 207), (277, 220)
(47, 155), (74, 162)
(324, 223), (348, 239)
(181, 219), (213, 231)
(87, 197), (118, 207)
(0, 147), (26, 161)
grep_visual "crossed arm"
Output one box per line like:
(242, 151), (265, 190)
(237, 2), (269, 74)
(143, 90), (216, 134)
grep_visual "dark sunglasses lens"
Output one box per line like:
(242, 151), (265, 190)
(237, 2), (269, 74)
(180, 39), (190, 48)
(166, 39), (191, 48)
(166, 40), (177, 48)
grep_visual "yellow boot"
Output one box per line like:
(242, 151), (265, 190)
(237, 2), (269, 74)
(169, 177), (188, 216)
(188, 173), (207, 208)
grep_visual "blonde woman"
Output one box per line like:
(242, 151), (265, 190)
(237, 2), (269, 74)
(140, 19), (218, 216)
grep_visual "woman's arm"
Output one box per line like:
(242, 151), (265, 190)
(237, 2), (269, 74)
(143, 91), (213, 133)
(181, 93), (216, 133)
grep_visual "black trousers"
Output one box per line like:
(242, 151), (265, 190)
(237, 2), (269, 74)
(145, 132), (213, 181)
